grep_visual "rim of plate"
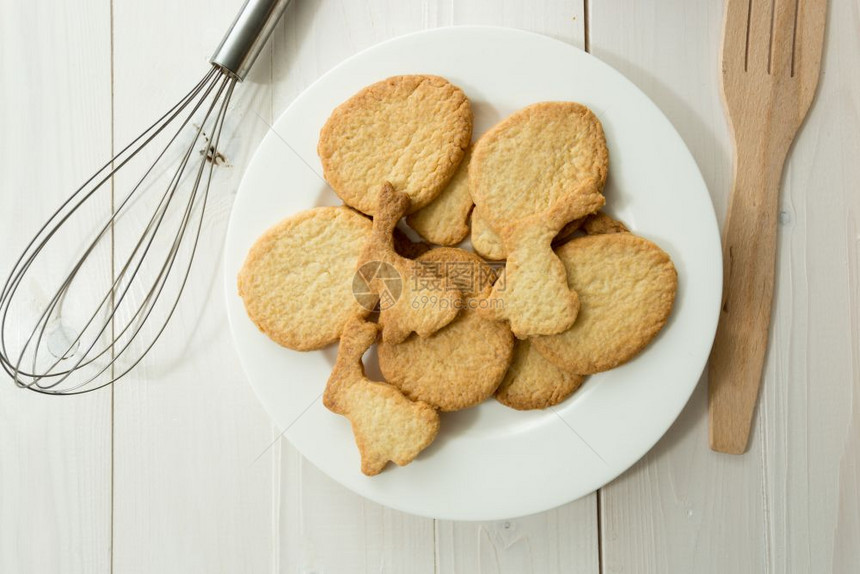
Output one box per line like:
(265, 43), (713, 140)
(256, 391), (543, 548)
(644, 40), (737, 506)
(223, 25), (722, 521)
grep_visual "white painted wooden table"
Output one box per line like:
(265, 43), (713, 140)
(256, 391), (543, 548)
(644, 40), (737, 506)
(1, 1), (858, 572)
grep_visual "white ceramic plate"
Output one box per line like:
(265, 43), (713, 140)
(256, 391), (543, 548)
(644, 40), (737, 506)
(224, 26), (721, 521)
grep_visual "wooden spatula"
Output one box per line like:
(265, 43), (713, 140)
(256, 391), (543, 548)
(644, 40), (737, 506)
(709, 0), (826, 454)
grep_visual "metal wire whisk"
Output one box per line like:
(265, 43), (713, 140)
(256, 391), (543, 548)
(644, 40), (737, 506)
(0, 0), (291, 394)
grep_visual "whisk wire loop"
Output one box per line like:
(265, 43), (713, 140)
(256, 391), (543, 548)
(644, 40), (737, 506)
(0, 67), (237, 395)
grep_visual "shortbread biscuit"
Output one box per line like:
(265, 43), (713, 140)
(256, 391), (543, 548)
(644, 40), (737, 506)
(378, 248), (514, 411)
(471, 102), (608, 336)
(470, 102), (608, 224)
(318, 75), (472, 216)
(476, 185), (604, 337)
(355, 183), (462, 344)
(323, 317), (440, 476)
(238, 206), (371, 351)
(495, 339), (586, 410)
(532, 233), (677, 374)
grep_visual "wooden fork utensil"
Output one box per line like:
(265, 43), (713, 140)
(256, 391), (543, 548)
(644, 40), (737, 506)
(708, 0), (826, 454)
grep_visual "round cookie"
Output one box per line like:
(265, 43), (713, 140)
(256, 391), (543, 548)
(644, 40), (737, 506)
(406, 146), (474, 246)
(378, 248), (514, 411)
(469, 101), (608, 226)
(495, 339), (586, 410)
(238, 206), (371, 351)
(532, 233), (677, 374)
(318, 75), (472, 216)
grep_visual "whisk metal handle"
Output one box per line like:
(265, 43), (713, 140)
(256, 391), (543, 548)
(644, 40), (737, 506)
(210, 0), (292, 81)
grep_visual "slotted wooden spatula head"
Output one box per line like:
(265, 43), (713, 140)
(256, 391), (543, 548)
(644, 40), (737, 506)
(721, 0), (826, 151)
(709, 0), (826, 454)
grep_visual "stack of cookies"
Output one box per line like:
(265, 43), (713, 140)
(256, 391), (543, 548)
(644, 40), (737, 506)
(238, 75), (677, 476)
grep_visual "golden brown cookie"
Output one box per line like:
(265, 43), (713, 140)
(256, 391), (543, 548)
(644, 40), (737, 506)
(470, 102), (608, 336)
(238, 206), (371, 351)
(476, 184), (604, 338)
(470, 102), (608, 223)
(355, 183), (462, 344)
(532, 233), (677, 374)
(495, 339), (586, 410)
(318, 75), (472, 216)
(323, 317), (440, 476)
(406, 146), (473, 246)
(378, 248), (514, 411)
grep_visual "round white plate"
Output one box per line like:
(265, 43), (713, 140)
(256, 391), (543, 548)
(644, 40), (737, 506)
(224, 26), (721, 521)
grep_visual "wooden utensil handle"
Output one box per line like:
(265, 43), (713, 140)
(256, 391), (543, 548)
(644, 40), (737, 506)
(708, 141), (787, 454)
